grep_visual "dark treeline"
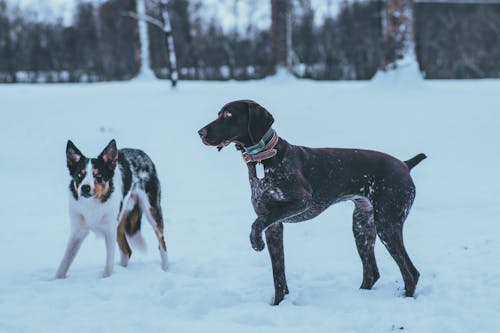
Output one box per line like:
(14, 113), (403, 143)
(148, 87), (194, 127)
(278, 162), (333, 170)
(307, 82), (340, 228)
(416, 3), (500, 79)
(148, 0), (383, 80)
(0, 0), (499, 83)
(292, 1), (383, 80)
(0, 0), (138, 83)
(147, 0), (274, 80)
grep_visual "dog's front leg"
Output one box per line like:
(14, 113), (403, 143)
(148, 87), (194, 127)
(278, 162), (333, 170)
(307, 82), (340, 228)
(55, 228), (89, 279)
(265, 223), (289, 305)
(250, 199), (310, 251)
(102, 226), (116, 278)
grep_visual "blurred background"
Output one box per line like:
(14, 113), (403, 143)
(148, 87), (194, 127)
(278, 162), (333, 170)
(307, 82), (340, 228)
(1, 0), (499, 84)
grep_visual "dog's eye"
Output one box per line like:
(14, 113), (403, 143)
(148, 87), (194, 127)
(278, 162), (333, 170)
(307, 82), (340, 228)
(223, 111), (232, 118)
(95, 174), (103, 183)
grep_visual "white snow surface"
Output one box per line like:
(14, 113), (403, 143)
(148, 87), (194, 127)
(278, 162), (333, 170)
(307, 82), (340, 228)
(0, 76), (500, 333)
(372, 50), (424, 85)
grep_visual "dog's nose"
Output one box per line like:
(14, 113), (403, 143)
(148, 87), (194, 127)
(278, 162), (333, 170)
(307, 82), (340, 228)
(198, 128), (207, 138)
(81, 185), (91, 194)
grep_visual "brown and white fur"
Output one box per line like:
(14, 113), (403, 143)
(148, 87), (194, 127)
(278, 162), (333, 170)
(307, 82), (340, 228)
(55, 140), (167, 279)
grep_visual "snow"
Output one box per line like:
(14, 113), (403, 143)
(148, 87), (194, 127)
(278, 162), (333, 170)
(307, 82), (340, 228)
(372, 51), (424, 85)
(1, 76), (500, 333)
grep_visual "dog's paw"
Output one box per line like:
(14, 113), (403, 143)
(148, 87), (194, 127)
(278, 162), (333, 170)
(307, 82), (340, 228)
(272, 293), (286, 306)
(55, 269), (67, 279)
(119, 253), (129, 268)
(101, 269), (113, 278)
(250, 231), (265, 251)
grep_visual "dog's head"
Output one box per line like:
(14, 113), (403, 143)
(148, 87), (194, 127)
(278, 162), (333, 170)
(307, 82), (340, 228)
(66, 139), (118, 202)
(198, 100), (274, 150)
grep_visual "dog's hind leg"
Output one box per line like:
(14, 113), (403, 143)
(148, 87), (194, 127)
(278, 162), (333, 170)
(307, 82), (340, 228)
(117, 221), (131, 267)
(352, 198), (379, 290)
(117, 203), (142, 267)
(140, 186), (168, 271)
(373, 187), (419, 296)
(147, 204), (168, 271)
(265, 222), (289, 305)
(375, 221), (419, 296)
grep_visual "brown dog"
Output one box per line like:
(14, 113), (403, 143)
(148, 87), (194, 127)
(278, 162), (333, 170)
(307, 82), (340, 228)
(198, 100), (425, 305)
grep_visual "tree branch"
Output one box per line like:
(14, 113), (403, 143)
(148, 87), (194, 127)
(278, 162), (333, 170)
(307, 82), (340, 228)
(122, 11), (166, 32)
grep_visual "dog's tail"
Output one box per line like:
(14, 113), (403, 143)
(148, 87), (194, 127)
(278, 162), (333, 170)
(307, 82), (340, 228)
(405, 153), (427, 170)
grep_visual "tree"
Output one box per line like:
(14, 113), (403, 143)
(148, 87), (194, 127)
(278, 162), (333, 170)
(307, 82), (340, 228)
(381, 0), (415, 70)
(125, 0), (179, 86)
(270, 0), (291, 72)
(0, 0), (16, 82)
(292, 0), (317, 77)
(135, 0), (156, 79)
(73, 1), (100, 81)
(158, 0), (178, 86)
(98, 0), (139, 81)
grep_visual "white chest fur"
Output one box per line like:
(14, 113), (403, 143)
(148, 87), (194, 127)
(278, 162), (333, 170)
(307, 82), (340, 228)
(251, 173), (286, 203)
(69, 170), (123, 235)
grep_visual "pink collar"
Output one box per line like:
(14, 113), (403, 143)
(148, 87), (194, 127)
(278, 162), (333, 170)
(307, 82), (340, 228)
(241, 131), (279, 163)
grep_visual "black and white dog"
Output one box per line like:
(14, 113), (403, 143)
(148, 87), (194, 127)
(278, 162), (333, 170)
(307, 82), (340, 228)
(56, 140), (168, 278)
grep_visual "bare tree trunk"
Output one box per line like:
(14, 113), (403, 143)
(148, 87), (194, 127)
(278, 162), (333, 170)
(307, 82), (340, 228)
(136, 0), (156, 79)
(124, 0), (178, 86)
(271, 0), (291, 72)
(160, 0), (178, 87)
(381, 0), (415, 70)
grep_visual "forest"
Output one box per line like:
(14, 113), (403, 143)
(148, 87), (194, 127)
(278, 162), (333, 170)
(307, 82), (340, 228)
(0, 0), (499, 83)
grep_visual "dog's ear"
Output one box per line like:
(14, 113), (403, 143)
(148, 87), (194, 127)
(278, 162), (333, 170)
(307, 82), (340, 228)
(66, 140), (84, 171)
(98, 139), (118, 170)
(247, 101), (274, 144)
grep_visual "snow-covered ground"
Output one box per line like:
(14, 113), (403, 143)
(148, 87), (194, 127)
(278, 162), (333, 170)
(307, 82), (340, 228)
(0, 76), (499, 333)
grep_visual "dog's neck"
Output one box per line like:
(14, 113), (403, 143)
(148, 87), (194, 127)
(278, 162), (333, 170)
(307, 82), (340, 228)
(238, 128), (279, 163)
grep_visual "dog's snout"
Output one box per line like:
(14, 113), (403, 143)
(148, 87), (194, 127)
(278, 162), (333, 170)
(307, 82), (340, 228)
(198, 128), (207, 138)
(81, 184), (91, 194)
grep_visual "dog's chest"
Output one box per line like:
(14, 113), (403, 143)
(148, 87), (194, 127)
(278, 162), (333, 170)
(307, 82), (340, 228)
(250, 171), (286, 206)
(71, 195), (121, 230)
(69, 172), (124, 232)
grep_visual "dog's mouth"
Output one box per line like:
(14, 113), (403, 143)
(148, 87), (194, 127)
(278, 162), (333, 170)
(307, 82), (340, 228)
(200, 136), (211, 146)
(217, 140), (231, 151)
(81, 192), (92, 199)
(201, 136), (232, 151)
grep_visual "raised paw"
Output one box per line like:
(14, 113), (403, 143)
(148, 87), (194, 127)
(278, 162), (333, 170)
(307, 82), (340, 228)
(250, 230), (265, 251)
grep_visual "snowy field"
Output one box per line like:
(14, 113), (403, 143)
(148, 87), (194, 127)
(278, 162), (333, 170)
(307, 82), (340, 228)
(0, 76), (499, 333)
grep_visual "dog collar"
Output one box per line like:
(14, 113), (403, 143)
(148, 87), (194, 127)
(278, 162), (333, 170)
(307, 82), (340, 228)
(241, 128), (278, 163)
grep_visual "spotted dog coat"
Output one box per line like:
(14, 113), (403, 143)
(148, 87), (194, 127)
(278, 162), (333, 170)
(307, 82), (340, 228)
(56, 140), (167, 279)
(198, 100), (426, 305)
